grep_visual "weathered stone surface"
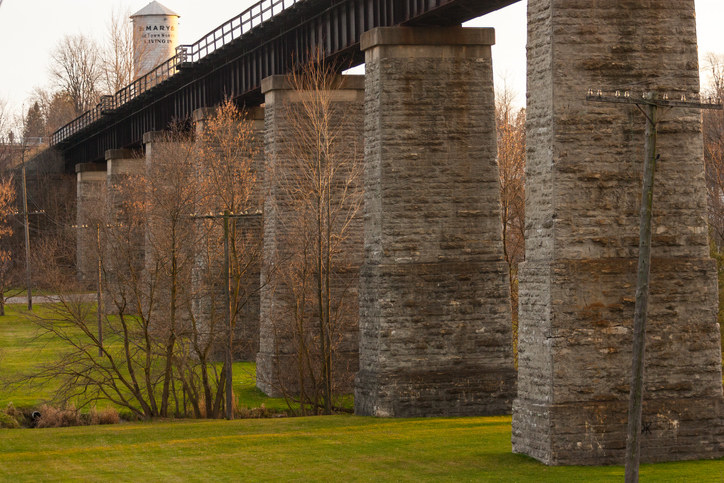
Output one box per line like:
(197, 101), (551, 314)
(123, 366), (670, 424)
(513, 397), (724, 465)
(257, 75), (365, 397)
(514, 0), (724, 465)
(75, 162), (106, 286)
(106, 149), (143, 225)
(355, 26), (515, 417)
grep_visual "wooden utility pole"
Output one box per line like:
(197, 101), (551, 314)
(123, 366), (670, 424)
(96, 222), (103, 357)
(222, 210), (232, 420)
(190, 210), (261, 420)
(20, 147), (32, 310)
(587, 90), (721, 482)
(14, 146), (48, 312)
(15, 144), (48, 311)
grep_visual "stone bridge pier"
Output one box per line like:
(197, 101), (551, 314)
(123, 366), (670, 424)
(354, 26), (516, 417)
(513, 0), (724, 465)
(103, 148), (145, 312)
(256, 75), (365, 397)
(106, 149), (144, 225)
(75, 162), (107, 286)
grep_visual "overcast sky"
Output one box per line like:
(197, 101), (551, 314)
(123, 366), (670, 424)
(0, 0), (722, 126)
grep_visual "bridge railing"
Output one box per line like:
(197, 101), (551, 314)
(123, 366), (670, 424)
(114, 53), (184, 108)
(185, 0), (300, 62)
(51, 0), (302, 146)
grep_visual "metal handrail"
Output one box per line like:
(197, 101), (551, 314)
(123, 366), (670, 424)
(51, 0), (302, 146)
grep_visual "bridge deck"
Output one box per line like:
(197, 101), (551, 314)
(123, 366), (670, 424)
(52, 0), (519, 167)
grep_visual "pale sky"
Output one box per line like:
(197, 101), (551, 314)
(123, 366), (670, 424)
(0, 0), (722, 127)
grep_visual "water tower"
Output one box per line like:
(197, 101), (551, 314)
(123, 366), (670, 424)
(131, 1), (180, 79)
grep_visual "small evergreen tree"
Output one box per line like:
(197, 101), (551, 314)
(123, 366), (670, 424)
(22, 102), (45, 141)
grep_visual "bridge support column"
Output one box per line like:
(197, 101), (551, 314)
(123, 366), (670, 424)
(141, 131), (195, 328)
(257, 75), (364, 397)
(142, 129), (194, 273)
(191, 106), (265, 362)
(355, 27), (515, 417)
(513, 0), (724, 465)
(106, 149), (144, 223)
(75, 162), (106, 286)
(104, 149), (145, 312)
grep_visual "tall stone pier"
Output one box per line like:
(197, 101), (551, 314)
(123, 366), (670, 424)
(104, 149), (145, 311)
(513, 0), (724, 465)
(75, 162), (106, 286)
(257, 75), (364, 397)
(355, 27), (516, 417)
(141, 131), (196, 326)
(106, 149), (144, 224)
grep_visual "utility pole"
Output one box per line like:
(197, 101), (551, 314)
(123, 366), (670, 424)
(20, 144), (32, 311)
(15, 145), (48, 311)
(190, 210), (261, 420)
(587, 90), (721, 482)
(96, 222), (103, 357)
(222, 210), (232, 420)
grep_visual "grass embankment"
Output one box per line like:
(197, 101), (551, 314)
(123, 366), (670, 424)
(1, 415), (723, 481)
(0, 304), (288, 413)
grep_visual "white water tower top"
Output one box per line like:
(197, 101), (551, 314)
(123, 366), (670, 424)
(131, 1), (180, 79)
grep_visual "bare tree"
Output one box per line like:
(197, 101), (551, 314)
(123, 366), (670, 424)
(18, 113), (264, 419)
(495, 86), (526, 364)
(50, 34), (103, 116)
(268, 51), (363, 414)
(17, 134), (200, 419)
(167, 100), (264, 419)
(703, 54), (724, 247)
(140, 132), (202, 417)
(0, 98), (12, 169)
(702, 54), (724, 354)
(0, 175), (15, 316)
(0, 98), (9, 141)
(101, 7), (135, 95)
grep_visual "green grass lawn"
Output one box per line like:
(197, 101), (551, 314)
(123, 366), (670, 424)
(1, 415), (723, 481)
(1, 303), (724, 480)
(0, 304), (63, 406)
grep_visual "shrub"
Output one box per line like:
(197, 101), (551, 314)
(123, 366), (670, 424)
(90, 407), (120, 425)
(118, 409), (141, 422)
(0, 411), (20, 429)
(35, 404), (82, 428)
(235, 403), (284, 419)
(3, 402), (28, 428)
(4, 402), (22, 419)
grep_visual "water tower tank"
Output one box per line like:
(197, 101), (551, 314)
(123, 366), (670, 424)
(131, 1), (180, 79)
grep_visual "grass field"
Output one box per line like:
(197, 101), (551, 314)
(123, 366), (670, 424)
(2, 303), (724, 480)
(0, 304), (63, 407)
(1, 415), (724, 481)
